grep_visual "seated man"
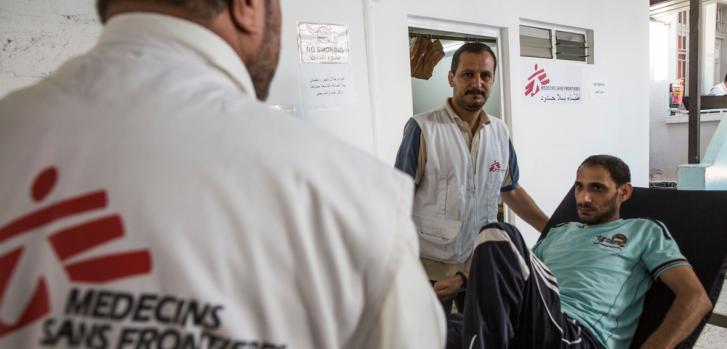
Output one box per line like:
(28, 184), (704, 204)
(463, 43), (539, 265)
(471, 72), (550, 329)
(455, 155), (712, 349)
(708, 74), (727, 95)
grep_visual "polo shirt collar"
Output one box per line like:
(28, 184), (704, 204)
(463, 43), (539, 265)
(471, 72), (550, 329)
(101, 13), (256, 97)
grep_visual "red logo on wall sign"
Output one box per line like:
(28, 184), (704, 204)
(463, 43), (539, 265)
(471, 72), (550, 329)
(524, 64), (551, 97)
(0, 167), (152, 337)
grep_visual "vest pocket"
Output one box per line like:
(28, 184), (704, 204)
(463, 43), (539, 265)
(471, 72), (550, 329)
(413, 214), (462, 244)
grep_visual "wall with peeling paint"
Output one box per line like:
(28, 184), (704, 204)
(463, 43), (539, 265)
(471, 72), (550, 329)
(0, 0), (101, 97)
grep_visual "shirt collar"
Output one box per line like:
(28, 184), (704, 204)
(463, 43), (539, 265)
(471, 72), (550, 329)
(101, 13), (256, 97)
(583, 218), (624, 229)
(444, 98), (491, 126)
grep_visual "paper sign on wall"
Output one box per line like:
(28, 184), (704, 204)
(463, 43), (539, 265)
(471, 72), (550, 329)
(297, 22), (350, 64)
(590, 76), (608, 99)
(300, 64), (355, 109)
(297, 21), (356, 109)
(521, 60), (583, 104)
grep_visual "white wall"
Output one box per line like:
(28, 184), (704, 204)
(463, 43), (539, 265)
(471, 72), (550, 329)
(268, 0), (377, 154)
(365, 0), (650, 244)
(0, 0), (101, 98)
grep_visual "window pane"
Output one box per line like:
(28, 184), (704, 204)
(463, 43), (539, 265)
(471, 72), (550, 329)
(520, 25), (552, 59)
(555, 30), (584, 44)
(555, 30), (586, 62)
(521, 25), (551, 39)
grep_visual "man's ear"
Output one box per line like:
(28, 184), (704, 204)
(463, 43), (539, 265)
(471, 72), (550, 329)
(618, 182), (633, 202)
(448, 71), (455, 87)
(229, 0), (264, 35)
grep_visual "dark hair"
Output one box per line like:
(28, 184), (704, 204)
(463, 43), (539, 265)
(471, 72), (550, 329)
(579, 155), (631, 185)
(724, 73), (727, 82)
(450, 42), (497, 73)
(97, 0), (229, 23)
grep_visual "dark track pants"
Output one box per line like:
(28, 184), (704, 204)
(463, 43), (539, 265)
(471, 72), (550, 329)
(448, 223), (603, 349)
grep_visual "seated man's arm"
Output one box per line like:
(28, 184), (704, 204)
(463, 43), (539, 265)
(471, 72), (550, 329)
(499, 140), (549, 233)
(641, 265), (712, 349)
(501, 187), (549, 233)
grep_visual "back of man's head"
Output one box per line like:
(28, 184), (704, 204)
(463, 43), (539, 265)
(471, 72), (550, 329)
(96, 0), (282, 101)
(450, 42), (498, 73)
(579, 154), (631, 186)
(97, 0), (228, 23)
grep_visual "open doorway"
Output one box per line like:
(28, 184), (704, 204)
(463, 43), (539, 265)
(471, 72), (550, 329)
(408, 27), (503, 120)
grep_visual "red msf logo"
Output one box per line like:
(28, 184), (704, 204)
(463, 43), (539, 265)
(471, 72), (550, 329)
(0, 167), (152, 337)
(524, 64), (551, 97)
(489, 161), (502, 173)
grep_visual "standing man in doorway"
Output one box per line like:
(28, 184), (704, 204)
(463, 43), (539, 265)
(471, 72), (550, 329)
(395, 42), (549, 312)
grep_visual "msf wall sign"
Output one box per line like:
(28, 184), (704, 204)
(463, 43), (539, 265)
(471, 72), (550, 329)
(522, 59), (582, 104)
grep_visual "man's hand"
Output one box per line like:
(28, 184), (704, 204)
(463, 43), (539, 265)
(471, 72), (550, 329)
(433, 274), (465, 300)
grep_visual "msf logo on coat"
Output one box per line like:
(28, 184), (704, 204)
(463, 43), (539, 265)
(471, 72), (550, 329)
(0, 167), (152, 337)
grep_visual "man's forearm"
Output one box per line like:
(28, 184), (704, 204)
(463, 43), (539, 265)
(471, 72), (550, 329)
(641, 289), (712, 348)
(501, 187), (549, 232)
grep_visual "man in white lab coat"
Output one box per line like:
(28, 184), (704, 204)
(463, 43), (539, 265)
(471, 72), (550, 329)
(708, 74), (727, 95)
(0, 1), (445, 348)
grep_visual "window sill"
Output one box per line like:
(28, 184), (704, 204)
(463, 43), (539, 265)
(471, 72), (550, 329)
(664, 110), (727, 124)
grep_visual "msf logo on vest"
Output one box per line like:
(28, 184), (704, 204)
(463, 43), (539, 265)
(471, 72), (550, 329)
(0, 167), (152, 338)
(489, 160), (505, 173)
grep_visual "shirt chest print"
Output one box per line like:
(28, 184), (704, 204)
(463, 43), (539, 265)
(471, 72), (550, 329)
(593, 232), (629, 250)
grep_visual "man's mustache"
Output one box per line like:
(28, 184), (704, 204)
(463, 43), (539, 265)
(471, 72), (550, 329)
(577, 203), (595, 210)
(465, 89), (486, 96)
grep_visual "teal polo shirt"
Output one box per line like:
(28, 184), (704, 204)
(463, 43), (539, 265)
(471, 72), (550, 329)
(533, 218), (689, 349)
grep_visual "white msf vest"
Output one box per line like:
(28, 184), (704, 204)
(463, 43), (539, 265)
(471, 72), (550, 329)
(413, 107), (510, 263)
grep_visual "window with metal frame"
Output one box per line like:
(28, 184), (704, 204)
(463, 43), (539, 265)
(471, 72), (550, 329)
(519, 24), (593, 63)
(520, 25), (552, 59)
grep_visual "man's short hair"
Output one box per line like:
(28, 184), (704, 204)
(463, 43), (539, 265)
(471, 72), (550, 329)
(450, 42), (498, 73)
(723, 73), (727, 82)
(97, 0), (228, 23)
(580, 155), (631, 186)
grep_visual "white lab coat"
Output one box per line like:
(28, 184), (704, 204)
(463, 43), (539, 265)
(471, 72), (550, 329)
(708, 82), (727, 95)
(0, 13), (445, 349)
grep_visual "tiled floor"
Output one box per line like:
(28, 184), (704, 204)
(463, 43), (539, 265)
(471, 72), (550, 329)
(694, 279), (727, 348)
(694, 324), (727, 348)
